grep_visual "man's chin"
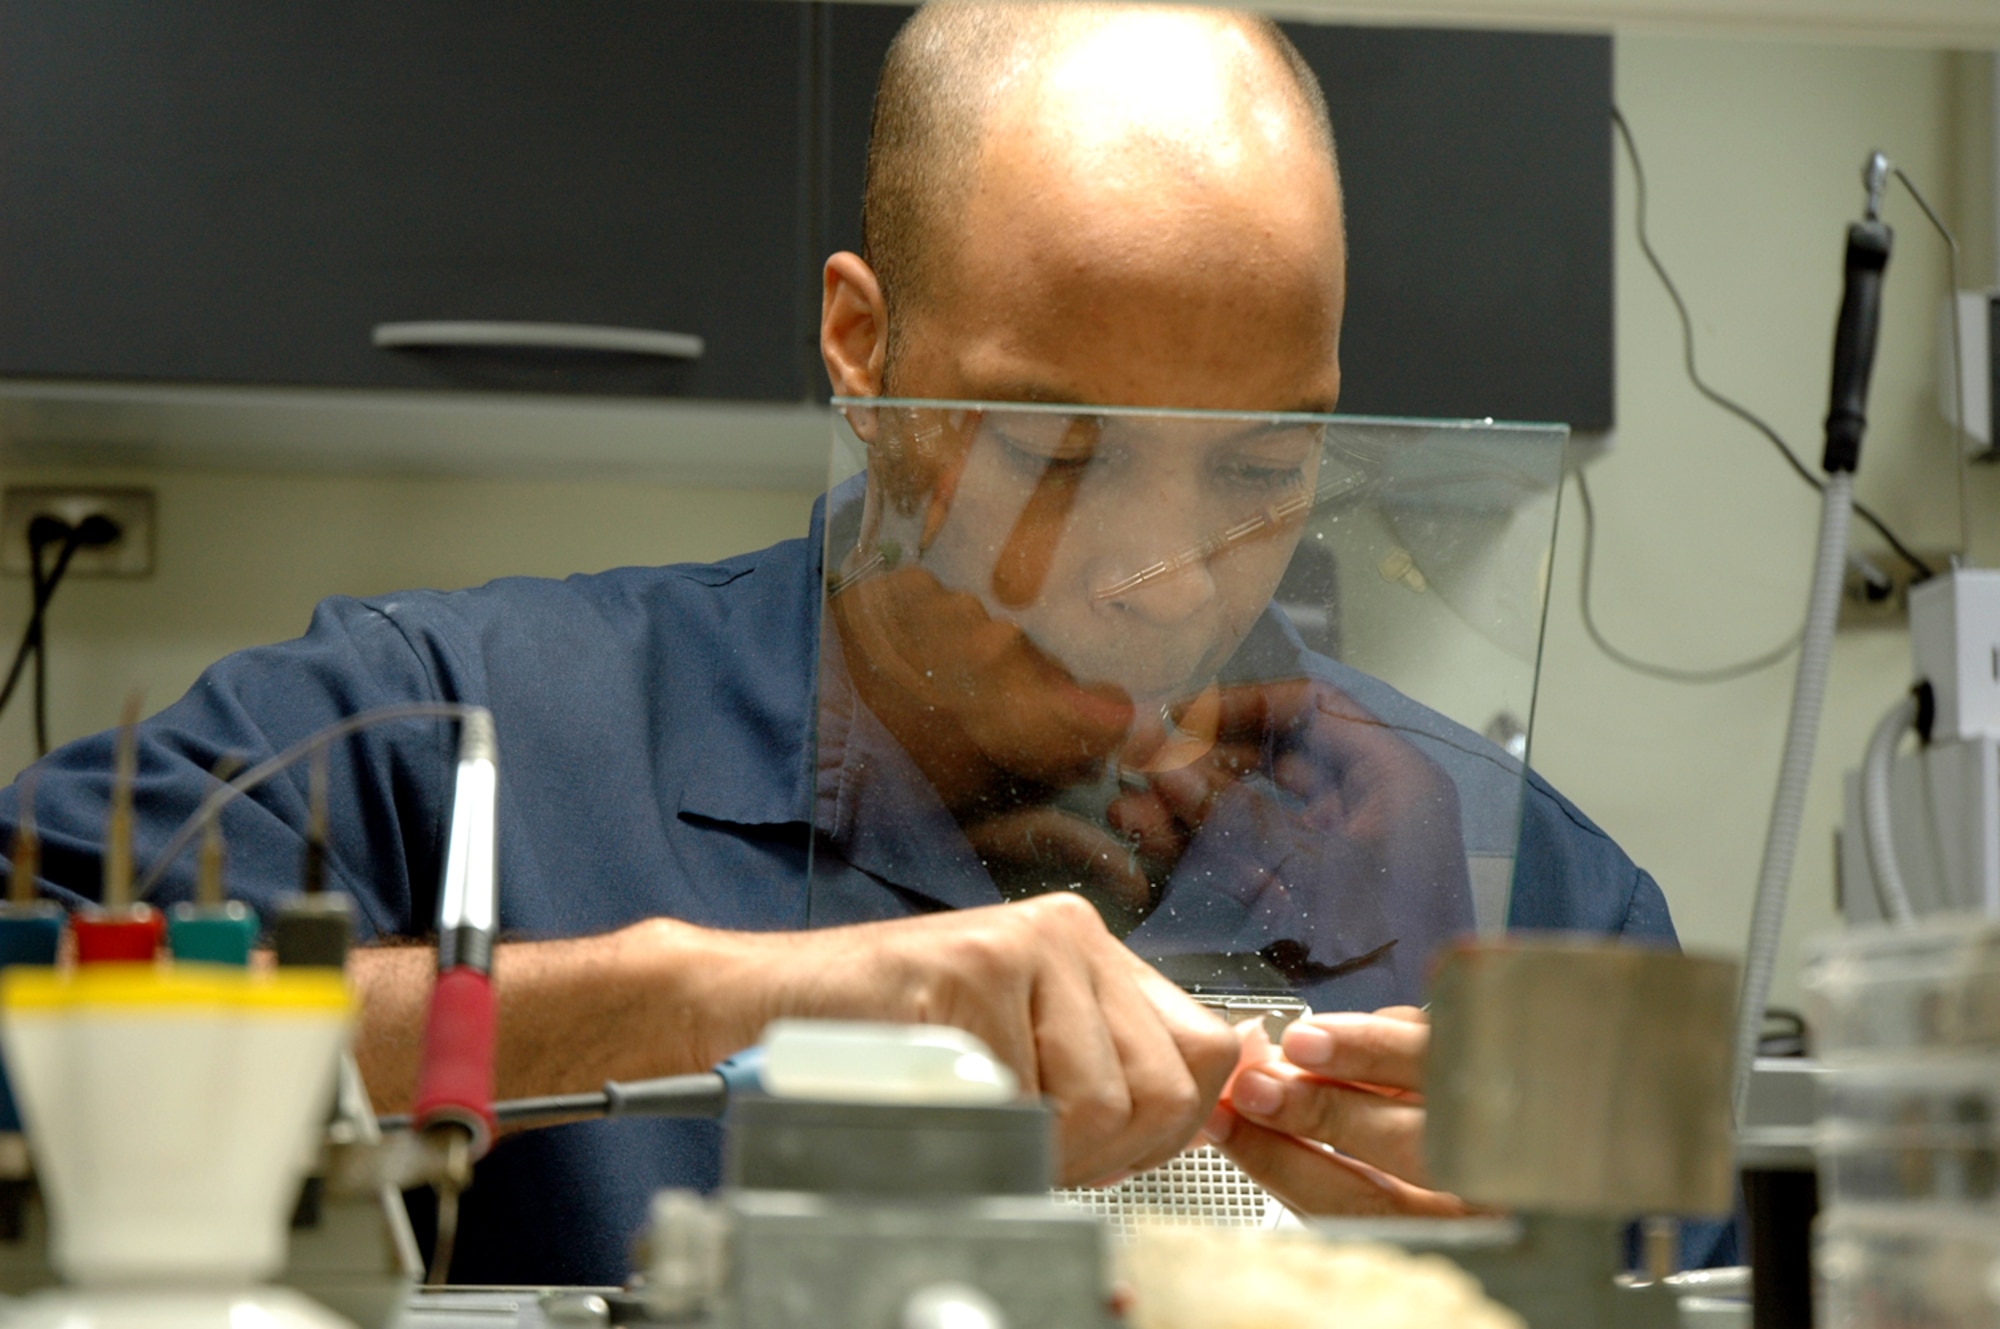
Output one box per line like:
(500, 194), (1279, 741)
(1069, 662), (1219, 714)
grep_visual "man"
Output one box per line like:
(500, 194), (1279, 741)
(0, 2), (1680, 1283)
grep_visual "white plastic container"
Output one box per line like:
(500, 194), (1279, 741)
(0, 965), (352, 1287)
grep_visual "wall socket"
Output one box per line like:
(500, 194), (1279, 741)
(0, 487), (156, 577)
(1840, 549), (1957, 630)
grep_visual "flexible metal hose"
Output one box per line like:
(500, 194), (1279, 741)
(1861, 693), (1919, 924)
(1732, 472), (1853, 1121)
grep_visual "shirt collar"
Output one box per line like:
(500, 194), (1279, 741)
(669, 494), (829, 831)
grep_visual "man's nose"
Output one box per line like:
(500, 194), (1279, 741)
(1096, 549), (1218, 627)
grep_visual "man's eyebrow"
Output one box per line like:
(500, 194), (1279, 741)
(960, 381), (1339, 418)
(1186, 418), (1328, 451)
(1279, 397), (1340, 416)
(961, 378), (1087, 404)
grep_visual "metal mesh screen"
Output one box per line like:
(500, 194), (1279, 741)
(1048, 999), (1302, 1238)
(1052, 1146), (1288, 1238)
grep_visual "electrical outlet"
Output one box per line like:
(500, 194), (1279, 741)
(0, 487), (155, 577)
(1840, 549), (1956, 630)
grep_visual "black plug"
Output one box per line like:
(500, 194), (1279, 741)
(23, 515), (69, 553)
(71, 514), (122, 549)
(24, 512), (122, 559)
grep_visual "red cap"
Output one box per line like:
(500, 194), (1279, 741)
(72, 904), (166, 965)
(412, 965), (498, 1157)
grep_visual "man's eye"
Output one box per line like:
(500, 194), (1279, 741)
(996, 436), (1092, 474)
(990, 422), (1101, 478)
(1218, 460), (1307, 491)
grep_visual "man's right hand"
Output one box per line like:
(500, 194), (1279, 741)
(731, 893), (1239, 1187)
(355, 896), (1236, 1190)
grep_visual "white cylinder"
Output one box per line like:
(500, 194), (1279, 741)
(0, 969), (351, 1287)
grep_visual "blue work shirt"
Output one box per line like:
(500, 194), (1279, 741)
(0, 497), (1682, 1286)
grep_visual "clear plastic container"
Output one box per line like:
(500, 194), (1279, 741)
(1806, 921), (2000, 1326)
(1821, 1131), (2000, 1208)
(1817, 1206), (2000, 1329)
(1818, 1060), (2000, 1209)
(1803, 916), (2000, 1056)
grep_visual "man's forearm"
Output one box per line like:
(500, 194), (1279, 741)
(343, 897), (1239, 1185)
(349, 918), (777, 1116)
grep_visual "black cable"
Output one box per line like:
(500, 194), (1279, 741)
(1574, 465), (1802, 684)
(375, 1071), (729, 1133)
(26, 533), (47, 756)
(1611, 106), (1933, 583)
(0, 520), (93, 730)
(1887, 164), (1977, 559)
(29, 534), (54, 758)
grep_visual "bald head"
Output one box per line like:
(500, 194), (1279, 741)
(863, 3), (1340, 347)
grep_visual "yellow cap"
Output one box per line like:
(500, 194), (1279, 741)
(1, 965), (350, 1016)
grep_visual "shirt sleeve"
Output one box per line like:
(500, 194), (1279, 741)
(1508, 771), (1679, 945)
(0, 594), (462, 940)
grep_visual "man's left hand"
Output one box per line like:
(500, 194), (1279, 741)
(1202, 1007), (1469, 1217)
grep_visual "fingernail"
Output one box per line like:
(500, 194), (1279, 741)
(1202, 1103), (1236, 1143)
(1284, 1023), (1335, 1068)
(1231, 1068), (1283, 1118)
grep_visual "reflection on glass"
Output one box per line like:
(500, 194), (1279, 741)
(811, 400), (1566, 1010)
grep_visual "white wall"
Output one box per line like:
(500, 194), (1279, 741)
(2, 31), (1988, 1015)
(1532, 37), (1997, 1010)
(0, 469), (817, 778)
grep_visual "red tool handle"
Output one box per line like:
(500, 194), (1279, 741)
(72, 905), (166, 964)
(412, 965), (498, 1157)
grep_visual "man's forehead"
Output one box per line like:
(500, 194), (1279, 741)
(979, 10), (1312, 170)
(871, 3), (1343, 415)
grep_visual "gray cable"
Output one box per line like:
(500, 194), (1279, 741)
(1573, 465), (1801, 684)
(1861, 693), (1919, 924)
(1732, 472), (1853, 1121)
(135, 702), (482, 901)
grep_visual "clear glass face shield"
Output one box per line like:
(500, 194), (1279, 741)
(810, 399), (1566, 1011)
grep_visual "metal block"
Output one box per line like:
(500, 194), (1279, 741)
(1735, 1058), (1823, 1172)
(723, 1190), (1108, 1329)
(1307, 1214), (1676, 1329)
(724, 1097), (1052, 1197)
(1426, 939), (1739, 1216)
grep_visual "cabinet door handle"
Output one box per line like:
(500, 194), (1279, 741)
(372, 321), (705, 360)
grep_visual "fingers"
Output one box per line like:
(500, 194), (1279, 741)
(1208, 1110), (1469, 1218)
(1022, 896), (1235, 1184)
(1027, 915), (1145, 1183)
(991, 420), (1096, 609)
(1140, 741), (1260, 826)
(1279, 1011), (1429, 1095)
(803, 897), (1239, 1190)
(963, 809), (1153, 911)
(1209, 676), (1316, 742)
(1223, 1059), (1431, 1186)
(834, 566), (1132, 801)
(1105, 786), (1185, 861)
(1120, 952), (1238, 1126)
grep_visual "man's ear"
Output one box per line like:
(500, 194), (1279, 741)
(822, 252), (889, 398)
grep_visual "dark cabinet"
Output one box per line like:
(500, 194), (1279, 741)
(0, 1), (817, 401)
(0, 3), (1613, 426)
